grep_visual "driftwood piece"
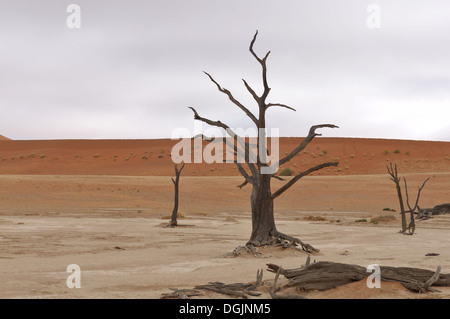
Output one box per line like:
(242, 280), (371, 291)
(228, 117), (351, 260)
(267, 261), (450, 293)
(417, 203), (450, 220)
(160, 288), (204, 299)
(267, 265), (307, 299)
(194, 269), (264, 298)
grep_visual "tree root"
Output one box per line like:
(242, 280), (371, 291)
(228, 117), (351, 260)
(223, 245), (266, 258)
(226, 231), (319, 258)
(270, 230), (319, 254)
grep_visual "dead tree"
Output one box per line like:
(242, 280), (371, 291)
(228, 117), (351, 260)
(387, 163), (429, 235)
(189, 31), (338, 252)
(387, 163), (407, 232)
(169, 163), (185, 227)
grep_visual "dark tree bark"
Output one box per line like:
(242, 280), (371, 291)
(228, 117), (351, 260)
(189, 31), (339, 252)
(387, 163), (429, 235)
(170, 163), (185, 227)
(387, 163), (407, 232)
(404, 176), (429, 234)
(267, 261), (448, 293)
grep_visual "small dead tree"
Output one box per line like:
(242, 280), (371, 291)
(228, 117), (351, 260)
(169, 163), (185, 227)
(387, 163), (429, 235)
(387, 163), (407, 231)
(189, 31), (338, 251)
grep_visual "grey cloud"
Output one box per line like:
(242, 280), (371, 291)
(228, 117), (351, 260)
(0, 0), (449, 141)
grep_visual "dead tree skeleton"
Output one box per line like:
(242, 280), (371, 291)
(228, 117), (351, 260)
(189, 31), (338, 252)
(387, 163), (429, 235)
(169, 163), (185, 227)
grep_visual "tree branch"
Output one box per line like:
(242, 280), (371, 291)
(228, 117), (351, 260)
(192, 134), (212, 141)
(237, 179), (249, 189)
(175, 162), (185, 174)
(191, 128), (257, 180)
(271, 162), (339, 200)
(242, 79), (260, 106)
(249, 30), (271, 103)
(266, 103), (297, 112)
(404, 177), (430, 212)
(203, 71), (258, 125)
(189, 106), (250, 156)
(235, 162), (253, 184)
(387, 163), (399, 183)
(278, 124), (339, 167)
(271, 175), (286, 181)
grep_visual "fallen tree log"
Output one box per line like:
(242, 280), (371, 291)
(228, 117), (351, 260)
(267, 261), (450, 293)
(417, 203), (450, 220)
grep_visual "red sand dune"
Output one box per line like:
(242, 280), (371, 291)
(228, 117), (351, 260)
(0, 135), (11, 141)
(0, 137), (449, 176)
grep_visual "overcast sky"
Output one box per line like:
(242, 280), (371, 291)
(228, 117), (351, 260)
(0, 0), (449, 141)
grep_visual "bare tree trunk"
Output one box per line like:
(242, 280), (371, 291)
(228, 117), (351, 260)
(170, 163), (185, 227)
(248, 174), (276, 245)
(387, 163), (407, 232)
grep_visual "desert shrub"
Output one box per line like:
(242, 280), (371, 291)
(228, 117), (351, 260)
(394, 149), (400, 154)
(303, 216), (327, 221)
(371, 215), (396, 224)
(355, 219), (367, 222)
(279, 167), (294, 176)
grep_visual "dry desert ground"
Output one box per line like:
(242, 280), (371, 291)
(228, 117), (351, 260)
(0, 137), (449, 299)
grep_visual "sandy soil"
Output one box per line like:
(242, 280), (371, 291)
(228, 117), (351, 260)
(0, 137), (449, 176)
(0, 173), (449, 299)
(0, 137), (449, 299)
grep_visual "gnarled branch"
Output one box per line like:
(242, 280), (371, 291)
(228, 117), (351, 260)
(266, 103), (297, 112)
(271, 162), (339, 200)
(249, 30), (271, 103)
(204, 71), (258, 125)
(278, 124), (339, 167)
(192, 132), (255, 183)
(404, 177), (430, 213)
(188, 106), (258, 177)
